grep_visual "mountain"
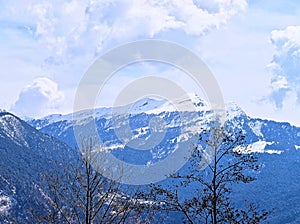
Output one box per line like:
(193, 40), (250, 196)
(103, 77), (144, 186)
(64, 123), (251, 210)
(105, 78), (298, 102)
(28, 94), (300, 223)
(28, 94), (300, 157)
(0, 111), (75, 223)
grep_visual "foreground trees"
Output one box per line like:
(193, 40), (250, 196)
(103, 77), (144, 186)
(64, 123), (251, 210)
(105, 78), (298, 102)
(34, 139), (143, 223)
(141, 125), (271, 223)
(35, 125), (271, 223)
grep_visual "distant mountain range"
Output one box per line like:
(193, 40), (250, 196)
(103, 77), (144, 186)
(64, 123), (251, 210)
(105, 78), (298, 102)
(0, 94), (299, 222)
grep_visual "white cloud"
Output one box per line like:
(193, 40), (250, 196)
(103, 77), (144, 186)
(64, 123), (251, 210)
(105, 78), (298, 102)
(12, 77), (65, 118)
(269, 26), (300, 108)
(1, 0), (247, 66)
(271, 26), (300, 50)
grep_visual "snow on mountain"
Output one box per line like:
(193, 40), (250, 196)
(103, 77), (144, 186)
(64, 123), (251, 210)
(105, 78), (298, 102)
(28, 95), (250, 161)
(30, 93), (224, 129)
(248, 120), (264, 138)
(128, 97), (167, 114)
(29, 113), (72, 130)
(0, 195), (11, 215)
(27, 94), (300, 159)
(234, 140), (283, 154)
(225, 102), (246, 120)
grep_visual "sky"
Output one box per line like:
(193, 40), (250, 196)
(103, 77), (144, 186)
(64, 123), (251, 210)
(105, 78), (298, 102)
(1, 0), (300, 125)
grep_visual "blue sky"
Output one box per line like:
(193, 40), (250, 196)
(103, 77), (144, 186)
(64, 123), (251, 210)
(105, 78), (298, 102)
(1, 0), (300, 125)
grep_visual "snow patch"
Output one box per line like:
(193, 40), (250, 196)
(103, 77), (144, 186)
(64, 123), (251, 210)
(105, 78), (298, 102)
(265, 150), (283, 154)
(104, 144), (125, 151)
(0, 195), (11, 215)
(249, 121), (264, 138)
(226, 102), (246, 120)
(246, 141), (268, 153)
(130, 97), (166, 114)
(234, 141), (282, 154)
(145, 93), (210, 114)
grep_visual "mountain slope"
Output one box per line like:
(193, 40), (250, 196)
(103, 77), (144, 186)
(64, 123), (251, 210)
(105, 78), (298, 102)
(0, 111), (74, 223)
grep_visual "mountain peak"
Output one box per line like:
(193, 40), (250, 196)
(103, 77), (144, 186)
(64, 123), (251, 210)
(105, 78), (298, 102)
(225, 102), (246, 120)
(129, 97), (166, 114)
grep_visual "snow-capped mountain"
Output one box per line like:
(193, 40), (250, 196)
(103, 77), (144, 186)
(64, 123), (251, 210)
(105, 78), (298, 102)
(29, 93), (298, 155)
(0, 111), (75, 223)
(28, 95), (300, 223)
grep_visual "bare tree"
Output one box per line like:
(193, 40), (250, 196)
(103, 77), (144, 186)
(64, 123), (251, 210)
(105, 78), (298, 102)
(141, 125), (271, 223)
(34, 139), (144, 224)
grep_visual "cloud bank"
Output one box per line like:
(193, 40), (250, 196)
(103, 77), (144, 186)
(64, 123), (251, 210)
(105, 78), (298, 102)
(12, 77), (65, 118)
(269, 26), (300, 108)
(2, 0), (247, 66)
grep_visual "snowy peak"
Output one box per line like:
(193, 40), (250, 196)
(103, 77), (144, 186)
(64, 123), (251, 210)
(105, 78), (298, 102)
(173, 93), (210, 111)
(28, 93), (248, 130)
(118, 94), (209, 114)
(142, 93), (210, 114)
(128, 97), (167, 114)
(225, 102), (246, 120)
(128, 94), (244, 118)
